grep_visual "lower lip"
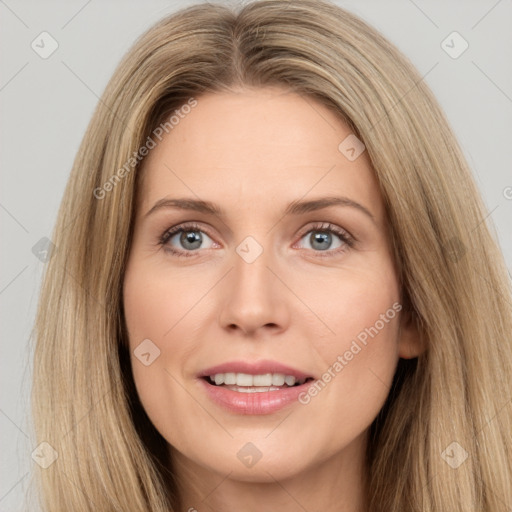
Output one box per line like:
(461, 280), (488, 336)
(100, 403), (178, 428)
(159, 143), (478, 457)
(199, 378), (314, 415)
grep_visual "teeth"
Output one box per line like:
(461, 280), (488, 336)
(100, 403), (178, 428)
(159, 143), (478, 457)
(284, 375), (296, 386)
(236, 373), (254, 386)
(272, 373), (285, 386)
(208, 372), (307, 387)
(228, 386), (282, 393)
(252, 373), (272, 386)
(224, 372), (236, 385)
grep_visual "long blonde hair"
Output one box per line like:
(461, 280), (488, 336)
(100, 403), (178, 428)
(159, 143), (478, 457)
(32, 1), (512, 510)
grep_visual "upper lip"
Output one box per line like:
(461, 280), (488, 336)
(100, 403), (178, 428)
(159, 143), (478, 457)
(198, 360), (314, 380)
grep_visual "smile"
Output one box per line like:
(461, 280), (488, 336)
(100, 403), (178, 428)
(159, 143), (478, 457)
(208, 372), (309, 389)
(198, 361), (316, 414)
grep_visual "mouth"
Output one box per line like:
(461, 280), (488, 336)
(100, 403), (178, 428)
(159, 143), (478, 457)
(202, 372), (315, 393)
(197, 361), (316, 414)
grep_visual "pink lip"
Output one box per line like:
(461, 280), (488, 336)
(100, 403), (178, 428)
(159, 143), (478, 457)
(197, 359), (315, 415)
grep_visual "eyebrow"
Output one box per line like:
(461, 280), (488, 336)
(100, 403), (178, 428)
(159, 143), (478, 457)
(144, 196), (375, 222)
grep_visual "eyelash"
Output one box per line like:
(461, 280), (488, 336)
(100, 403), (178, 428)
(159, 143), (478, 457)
(158, 222), (210, 258)
(158, 221), (355, 259)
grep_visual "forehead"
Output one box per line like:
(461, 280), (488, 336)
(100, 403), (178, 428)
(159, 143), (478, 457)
(138, 87), (383, 221)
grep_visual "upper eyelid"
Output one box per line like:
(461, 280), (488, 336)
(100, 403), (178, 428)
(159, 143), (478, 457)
(160, 222), (212, 243)
(298, 221), (351, 236)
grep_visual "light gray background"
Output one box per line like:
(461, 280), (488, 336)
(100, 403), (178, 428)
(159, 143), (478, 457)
(1, 0), (511, 509)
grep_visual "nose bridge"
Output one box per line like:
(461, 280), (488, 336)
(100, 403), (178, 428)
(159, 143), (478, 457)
(233, 245), (271, 293)
(231, 234), (275, 304)
(219, 234), (288, 334)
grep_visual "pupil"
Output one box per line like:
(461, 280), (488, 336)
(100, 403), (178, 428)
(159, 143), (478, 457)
(181, 231), (202, 250)
(311, 231), (331, 250)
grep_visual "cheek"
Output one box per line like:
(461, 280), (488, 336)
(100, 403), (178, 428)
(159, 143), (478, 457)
(123, 260), (219, 408)
(296, 260), (400, 356)
(123, 261), (202, 347)
(123, 262), (203, 448)
(296, 268), (401, 435)
(122, 262), (183, 382)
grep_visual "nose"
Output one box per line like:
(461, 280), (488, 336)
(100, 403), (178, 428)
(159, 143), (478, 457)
(218, 243), (290, 337)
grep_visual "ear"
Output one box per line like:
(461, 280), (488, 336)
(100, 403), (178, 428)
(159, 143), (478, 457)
(397, 309), (425, 359)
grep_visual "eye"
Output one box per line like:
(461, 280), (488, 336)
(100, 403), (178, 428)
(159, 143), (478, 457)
(158, 221), (354, 259)
(295, 222), (354, 256)
(158, 222), (216, 258)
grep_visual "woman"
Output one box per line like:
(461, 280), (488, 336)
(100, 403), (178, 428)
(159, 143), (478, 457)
(32, 0), (512, 510)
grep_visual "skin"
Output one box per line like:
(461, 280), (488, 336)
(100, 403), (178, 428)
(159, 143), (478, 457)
(123, 86), (422, 512)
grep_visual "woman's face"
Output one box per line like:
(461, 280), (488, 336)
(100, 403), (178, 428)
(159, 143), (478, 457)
(123, 86), (419, 483)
